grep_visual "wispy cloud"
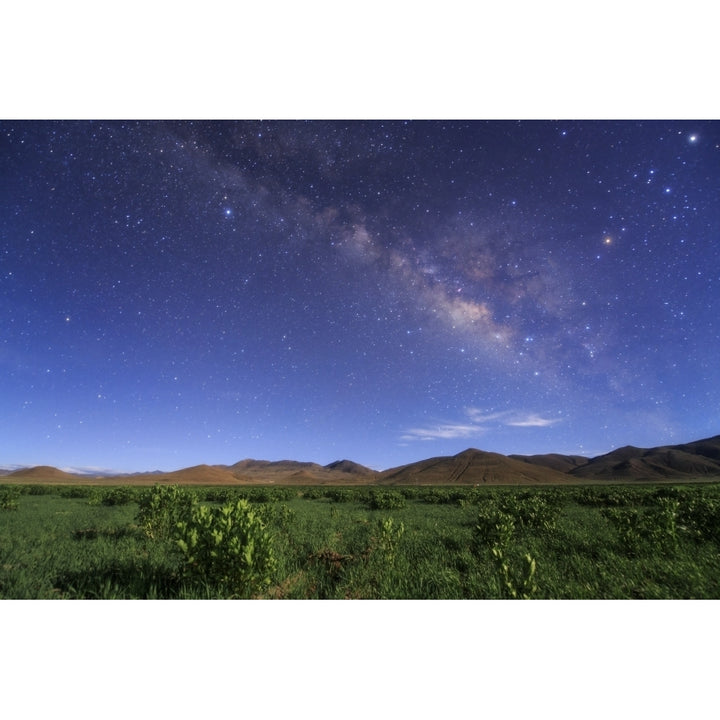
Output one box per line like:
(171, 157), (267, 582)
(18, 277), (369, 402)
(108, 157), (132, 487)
(402, 408), (561, 442)
(505, 413), (561, 428)
(400, 423), (485, 441)
(60, 466), (124, 476)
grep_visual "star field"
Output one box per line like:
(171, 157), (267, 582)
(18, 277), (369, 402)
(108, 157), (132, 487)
(1, 120), (719, 472)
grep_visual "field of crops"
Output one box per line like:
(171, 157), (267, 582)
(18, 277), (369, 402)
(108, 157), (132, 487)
(2, 482), (720, 599)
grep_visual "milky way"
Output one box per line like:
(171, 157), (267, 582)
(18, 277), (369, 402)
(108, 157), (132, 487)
(1, 120), (718, 471)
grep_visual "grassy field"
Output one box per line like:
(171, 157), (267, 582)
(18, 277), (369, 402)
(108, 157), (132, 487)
(2, 482), (720, 599)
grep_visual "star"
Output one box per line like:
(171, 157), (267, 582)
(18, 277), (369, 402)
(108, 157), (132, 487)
(1, 119), (718, 472)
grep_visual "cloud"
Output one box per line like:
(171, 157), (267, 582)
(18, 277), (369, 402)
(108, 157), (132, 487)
(402, 408), (561, 441)
(400, 423), (485, 441)
(60, 466), (124, 476)
(505, 413), (561, 427)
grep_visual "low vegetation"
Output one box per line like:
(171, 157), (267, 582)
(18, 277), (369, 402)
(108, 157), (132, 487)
(1, 482), (720, 599)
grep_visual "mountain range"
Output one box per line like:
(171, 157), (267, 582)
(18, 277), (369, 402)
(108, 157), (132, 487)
(3, 434), (720, 485)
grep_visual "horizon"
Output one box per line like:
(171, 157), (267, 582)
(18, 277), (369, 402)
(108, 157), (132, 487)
(4, 428), (719, 476)
(2, 121), (719, 474)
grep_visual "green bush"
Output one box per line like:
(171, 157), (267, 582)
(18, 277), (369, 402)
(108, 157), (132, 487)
(242, 487), (295, 503)
(20, 484), (53, 495)
(175, 499), (276, 598)
(366, 489), (406, 510)
(474, 505), (515, 549)
(324, 488), (355, 503)
(474, 504), (537, 599)
(301, 487), (323, 500)
(0, 487), (20, 511)
(678, 495), (720, 543)
(57, 486), (95, 499)
(97, 487), (137, 506)
(417, 488), (455, 505)
(498, 493), (559, 531)
(136, 484), (194, 539)
(603, 500), (681, 554)
(202, 487), (234, 503)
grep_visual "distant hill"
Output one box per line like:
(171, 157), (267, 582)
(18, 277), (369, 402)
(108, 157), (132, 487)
(226, 458), (378, 484)
(7, 465), (79, 480)
(378, 448), (576, 485)
(3, 434), (719, 485)
(324, 459), (376, 476)
(568, 435), (720, 480)
(509, 453), (590, 473)
(144, 464), (239, 485)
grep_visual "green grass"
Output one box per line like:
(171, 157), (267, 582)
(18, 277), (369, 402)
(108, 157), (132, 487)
(2, 483), (720, 598)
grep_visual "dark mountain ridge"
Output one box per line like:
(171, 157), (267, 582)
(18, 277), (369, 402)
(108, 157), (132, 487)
(3, 434), (720, 485)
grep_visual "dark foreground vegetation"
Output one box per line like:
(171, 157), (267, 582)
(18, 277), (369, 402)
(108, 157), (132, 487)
(2, 482), (720, 599)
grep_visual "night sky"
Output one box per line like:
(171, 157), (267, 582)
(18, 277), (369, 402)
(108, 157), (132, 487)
(2, 120), (719, 472)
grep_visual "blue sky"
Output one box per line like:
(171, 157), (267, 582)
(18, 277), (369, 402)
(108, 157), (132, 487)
(2, 120), (718, 472)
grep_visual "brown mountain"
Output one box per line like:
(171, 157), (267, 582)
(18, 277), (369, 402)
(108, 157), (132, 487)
(377, 448), (575, 485)
(147, 464), (239, 485)
(570, 435), (720, 480)
(8, 465), (79, 480)
(509, 453), (590, 473)
(324, 459), (376, 476)
(227, 459), (377, 484)
(3, 434), (719, 486)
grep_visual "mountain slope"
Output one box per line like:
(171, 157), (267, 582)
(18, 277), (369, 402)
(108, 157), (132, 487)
(570, 435), (720, 480)
(7, 465), (79, 480)
(378, 448), (574, 485)
(509, 453), (590, 473)
(3, 434), (719, 485)
(324, 459), (376, 476)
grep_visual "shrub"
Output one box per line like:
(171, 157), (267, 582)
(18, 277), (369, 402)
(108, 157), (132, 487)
(491, 547), (537, 599)
(57, 486), (95, 499)
(98, 487), (137, 506)
(21, 484), (53, 495)
(136, 484), (194, 539)
(301, 487), (323, 500)
(202, 487), (234, 503)
(678, 496), (720, 543)
(417, 488), (454, 505)
(0, 487), (20, 511)
(372, 516), (405, 564)
(324, 488), (354, 503)
(366, 489), (406, 510)
(498, 493), (559, 531)
(474, 504), (537, 599)
(603, 500), (681, 554)
(175, 499), (276, 598)
(474, 505), (515, 549)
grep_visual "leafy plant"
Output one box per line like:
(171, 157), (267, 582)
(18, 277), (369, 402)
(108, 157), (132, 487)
(654, 497), (680, 548)
(501, 494), (559, 531)
(373, 516), (405, 564)
(366, 489), (406, 510)
(474, 504), (538, 598)
(136, 484), (194, 539)
(0, 487), (20, 511)
(96, 487), (138, 506)
(474, 505), (515, 549)
(174, 499), (276, 598)
(490, 547), (537, 599)
(678, 495), (720, 543)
